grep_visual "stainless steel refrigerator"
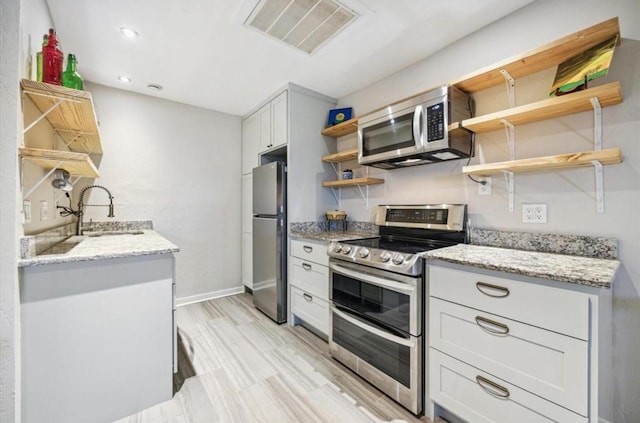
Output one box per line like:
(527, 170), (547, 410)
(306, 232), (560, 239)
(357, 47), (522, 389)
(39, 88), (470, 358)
(252, 162), (287, 323)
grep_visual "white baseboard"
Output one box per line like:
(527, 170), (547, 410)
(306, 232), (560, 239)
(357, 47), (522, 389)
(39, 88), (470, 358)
(176, 286), (245, 307)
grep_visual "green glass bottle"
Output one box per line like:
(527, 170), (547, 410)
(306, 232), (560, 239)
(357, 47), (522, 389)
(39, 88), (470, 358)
(36, 34), (48, 82)
(62, 53), (83, 90)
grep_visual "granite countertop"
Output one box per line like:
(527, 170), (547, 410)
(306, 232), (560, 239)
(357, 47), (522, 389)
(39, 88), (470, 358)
(19, 230), (179, 267)
(424, 244), (619, 289)
(289, 230), (378, 243)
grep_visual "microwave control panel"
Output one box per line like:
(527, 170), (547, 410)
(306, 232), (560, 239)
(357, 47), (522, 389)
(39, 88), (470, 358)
(426, 102), (445, 142)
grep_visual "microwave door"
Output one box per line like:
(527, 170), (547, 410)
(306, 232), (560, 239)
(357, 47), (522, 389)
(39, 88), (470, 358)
(359, 109), (421, 164)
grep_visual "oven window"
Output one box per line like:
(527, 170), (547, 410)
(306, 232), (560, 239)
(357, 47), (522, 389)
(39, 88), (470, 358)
(362, 112), (415, 156)
(332, 271), (411, 334)
(333, 312), (411, 387)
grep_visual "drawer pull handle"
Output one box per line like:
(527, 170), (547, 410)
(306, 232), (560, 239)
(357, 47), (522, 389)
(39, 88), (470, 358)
(476, 375), (510, 399)
(303, 246), (313, 253)
(476, 282), (510, 298)
(302, 263), (312, 271)
(303, 293), (313, 302)
(475, 316), (510, 335)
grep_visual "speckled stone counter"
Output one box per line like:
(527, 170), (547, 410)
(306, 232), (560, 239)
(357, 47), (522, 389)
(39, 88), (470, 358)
(19, 230), (179, 267)
(425, 244), (619, 289)
(289, 230), (378, 243)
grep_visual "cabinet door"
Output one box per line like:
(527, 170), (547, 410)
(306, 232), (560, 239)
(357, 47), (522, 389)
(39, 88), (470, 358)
(242, 232), (253, 289)
(271, 91), (288, 149)
(241, 113), (259, 174)
(242, 173), (253, 231)
(258, 103), (271, 152)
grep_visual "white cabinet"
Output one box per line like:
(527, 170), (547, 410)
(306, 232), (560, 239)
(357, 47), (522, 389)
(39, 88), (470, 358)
(242, 173), (253, 289)
(257, 91), (288, 153)
(289, 238), (329, 337)
(242, 112), (259, 175)
(427, 265), (605, 423)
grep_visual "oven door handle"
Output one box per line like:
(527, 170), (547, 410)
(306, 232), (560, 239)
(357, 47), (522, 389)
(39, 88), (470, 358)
(329, 262), (417, 294)
(332, 306), (415, 348)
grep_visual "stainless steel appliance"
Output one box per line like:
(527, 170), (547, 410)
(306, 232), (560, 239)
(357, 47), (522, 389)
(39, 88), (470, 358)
(358, 86), (474, 169)
(327, 204), (467, 415)
(252, 162), (287, 323)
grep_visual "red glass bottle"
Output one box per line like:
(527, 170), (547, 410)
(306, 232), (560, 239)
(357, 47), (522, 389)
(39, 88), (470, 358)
(42, 28), (63, 85)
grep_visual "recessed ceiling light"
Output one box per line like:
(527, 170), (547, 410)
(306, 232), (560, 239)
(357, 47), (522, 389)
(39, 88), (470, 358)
(118, 75), (132, 83)
(120, 27), (139, 38)
(147, 83), (163, 91)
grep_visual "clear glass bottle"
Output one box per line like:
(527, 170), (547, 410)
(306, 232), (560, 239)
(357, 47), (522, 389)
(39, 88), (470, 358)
(36, 34), (48, 82)
(42, 28), (63, 85)
(62, 54), (83, 90)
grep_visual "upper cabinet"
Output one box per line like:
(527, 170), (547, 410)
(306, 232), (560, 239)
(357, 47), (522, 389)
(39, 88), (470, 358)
(257, 91), (288, 154)
(242, 112), (259, 175)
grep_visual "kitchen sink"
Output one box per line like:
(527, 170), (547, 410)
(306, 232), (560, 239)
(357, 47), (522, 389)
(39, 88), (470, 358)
(85, 230), (144, 237)
(38, 240), (82, 256)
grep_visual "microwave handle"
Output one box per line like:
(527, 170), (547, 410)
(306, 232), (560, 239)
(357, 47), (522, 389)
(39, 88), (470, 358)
(413, 105), (424, 146)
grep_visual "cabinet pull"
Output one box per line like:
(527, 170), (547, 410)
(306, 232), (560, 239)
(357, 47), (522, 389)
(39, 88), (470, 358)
(302, 263), (312, 271)
(476, 282), (510, 298)
(475, 316), (510, 335)
(303, 293), (313, 302)
(476, 375), (510, 398)
(303, 245), (313, 253)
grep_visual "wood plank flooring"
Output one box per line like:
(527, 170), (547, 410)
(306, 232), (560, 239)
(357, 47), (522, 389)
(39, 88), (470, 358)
(115, 293), (438, 423)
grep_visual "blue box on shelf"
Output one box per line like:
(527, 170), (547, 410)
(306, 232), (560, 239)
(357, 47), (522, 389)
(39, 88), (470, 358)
(327, 107), (353, 126)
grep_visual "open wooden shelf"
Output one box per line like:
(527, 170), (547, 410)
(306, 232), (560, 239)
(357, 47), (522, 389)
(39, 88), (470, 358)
(450, 17), (620, 93)
(19, 147), (100, 178)
(21, 79), (102, 154)
(321, 118), (359, 137)
(462, 148), (621, 176)
(461, 82), (622, 133)
(322, 149), (359, 163)
(322, 177), (384, 188)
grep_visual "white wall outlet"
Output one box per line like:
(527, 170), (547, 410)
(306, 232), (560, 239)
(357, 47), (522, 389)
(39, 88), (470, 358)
(40, 200), (48, 221)
(522, 203), (547, 223)
(478, 177), (492, 195)
(23, 200), (32, 224)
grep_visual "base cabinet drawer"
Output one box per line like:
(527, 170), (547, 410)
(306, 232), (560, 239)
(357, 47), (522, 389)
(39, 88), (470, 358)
(430, 350), (587, 423)
(429, 266), (590, 340)
(430, 298), (588, 415)
(290, 256), (328, 301)
(290, 239), (329, 267)
(291, 286), (328, 335)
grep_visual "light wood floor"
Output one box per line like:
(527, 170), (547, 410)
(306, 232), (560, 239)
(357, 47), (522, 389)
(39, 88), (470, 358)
(115, 293), (438, 423)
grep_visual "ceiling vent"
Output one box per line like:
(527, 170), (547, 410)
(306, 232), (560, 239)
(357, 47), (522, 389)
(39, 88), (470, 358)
(245, 0), (357, 54)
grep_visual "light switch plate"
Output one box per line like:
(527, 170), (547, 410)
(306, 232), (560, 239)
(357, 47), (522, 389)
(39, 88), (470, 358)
(522, 203), (547, 223)
(40, 200), (48, 221)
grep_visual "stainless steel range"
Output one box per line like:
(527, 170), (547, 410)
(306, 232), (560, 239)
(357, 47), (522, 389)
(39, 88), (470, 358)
(327, 204), (467, 415)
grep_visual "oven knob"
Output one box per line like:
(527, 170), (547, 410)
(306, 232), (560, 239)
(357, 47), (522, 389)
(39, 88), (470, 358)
(392, 253), (405, 265)
(359, 248), (370, 258)
(332, 242), (342, 253)
(342, 245), (352, 254)
(379, 251), (391, 262)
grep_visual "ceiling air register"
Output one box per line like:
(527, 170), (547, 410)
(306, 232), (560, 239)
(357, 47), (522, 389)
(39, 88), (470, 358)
(245, 0), (357, 54)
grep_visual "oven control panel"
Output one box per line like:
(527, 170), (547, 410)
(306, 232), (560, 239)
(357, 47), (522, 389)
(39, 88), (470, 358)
(328, 241), (422, 276)
(375, 204), (466, 231)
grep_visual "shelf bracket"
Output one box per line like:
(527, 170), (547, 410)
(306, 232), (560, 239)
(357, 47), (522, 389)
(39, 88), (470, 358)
(23, 98), (64, 134)
(328, 188), (341, 209)
(500, 69), (516, 107)
(592, 160), (604, 213)
(23, 160), (63, 199)
(500, 119), (516, 160)
(591, 97), (602, 150)
(501, 170), (515, 212)
(354, 184), (369, 209)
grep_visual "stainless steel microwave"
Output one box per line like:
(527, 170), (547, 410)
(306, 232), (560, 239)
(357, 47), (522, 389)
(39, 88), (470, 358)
(358, 85), (474, 169)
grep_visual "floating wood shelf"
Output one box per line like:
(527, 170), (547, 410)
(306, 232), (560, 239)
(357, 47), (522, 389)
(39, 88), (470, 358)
(450, 17), (620, 93)
(19, 147), (100, 178)
(322, 149), (359, 163)
(460, 82), (623, 133)
(321, 118), (359, 137)
(462, 148), (621, 176)
(322, 177), (384, 188)
(21, 79), (102, 154)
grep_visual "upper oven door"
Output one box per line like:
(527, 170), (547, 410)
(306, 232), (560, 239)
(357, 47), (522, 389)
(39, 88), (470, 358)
(329, 260), (421, 337)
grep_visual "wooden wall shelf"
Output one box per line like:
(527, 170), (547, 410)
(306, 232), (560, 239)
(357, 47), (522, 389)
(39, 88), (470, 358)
(19, 147), (100, 178)
(21, 79), (102, 154)
(462, 148), (621, 176)
(322, 177), (384, 188)
(450, 17), (620, 93)
(461, 82), (622, 133)
(322, 149), (358, 163)
(321, 118), (358, 137)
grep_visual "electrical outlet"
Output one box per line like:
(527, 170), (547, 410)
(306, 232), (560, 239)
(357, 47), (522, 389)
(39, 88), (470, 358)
(23, 200), (32, 224)
(40, 200), (48, 221)
(522, 203), (547, 223)
(478, 177), (492, 195)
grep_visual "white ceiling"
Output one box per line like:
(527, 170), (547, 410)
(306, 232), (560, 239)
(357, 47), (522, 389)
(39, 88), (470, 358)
(46, 0), (534, 116)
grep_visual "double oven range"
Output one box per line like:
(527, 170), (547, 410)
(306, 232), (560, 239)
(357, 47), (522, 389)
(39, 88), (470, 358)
(327, 204), (467, 415)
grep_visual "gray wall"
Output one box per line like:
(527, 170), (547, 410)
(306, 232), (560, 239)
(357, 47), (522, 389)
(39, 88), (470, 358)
(337, 0), (639, 421)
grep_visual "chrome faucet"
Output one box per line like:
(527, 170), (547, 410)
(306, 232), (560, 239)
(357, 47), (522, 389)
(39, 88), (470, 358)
(76, 185), (115, 235)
